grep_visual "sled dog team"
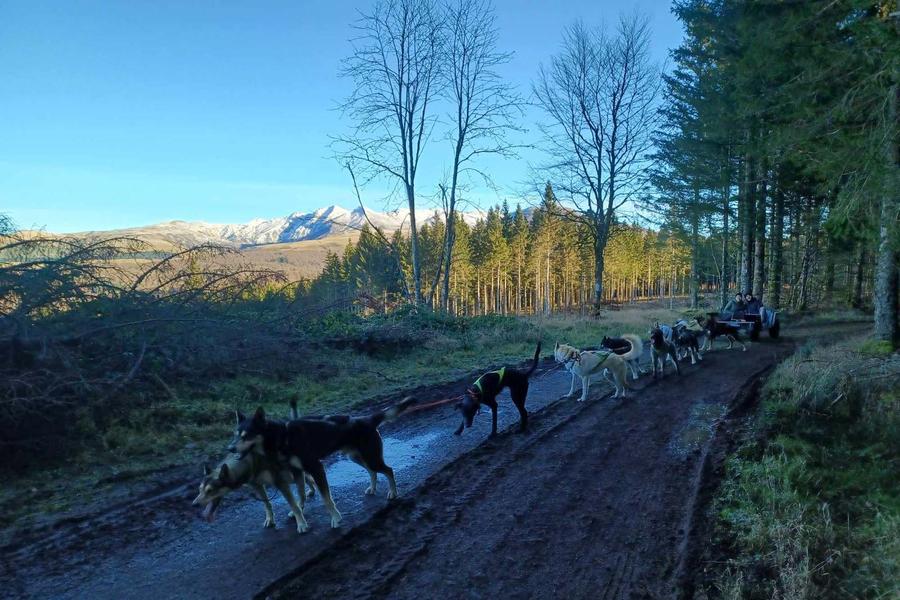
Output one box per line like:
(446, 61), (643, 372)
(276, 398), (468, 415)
(194, 316), (748, 533)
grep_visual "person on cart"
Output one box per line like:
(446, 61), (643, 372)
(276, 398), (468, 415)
(722, 292), (747, 320)
(744, 293), (762, 316)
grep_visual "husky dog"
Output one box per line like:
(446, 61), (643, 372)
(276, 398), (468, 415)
(554, 343), (629, 400)
(599, 333), (644, 380)
(673, 328), (703, 365)
(698, 315), (747, 352)
(230, 397), (415, 529)
(455, 342), (542, 438)
(649, 325), (681, 378)
(193, 450), (312, 533)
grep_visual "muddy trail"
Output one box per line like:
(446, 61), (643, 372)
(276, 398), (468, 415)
(0, 325), (856, 599)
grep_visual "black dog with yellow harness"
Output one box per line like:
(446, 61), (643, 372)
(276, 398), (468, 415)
(454, 342), (542, 438)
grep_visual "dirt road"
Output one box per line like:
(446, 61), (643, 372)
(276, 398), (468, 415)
(2, 334), (796, 599)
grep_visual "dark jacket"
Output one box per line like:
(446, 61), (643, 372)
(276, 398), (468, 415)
(745, 298), (762, 315)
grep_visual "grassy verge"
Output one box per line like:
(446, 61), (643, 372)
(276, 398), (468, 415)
(0, 304), (682, 536)
(707, 333), (899, 599)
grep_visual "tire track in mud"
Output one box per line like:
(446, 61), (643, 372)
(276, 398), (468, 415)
(258, 396), (602, 599)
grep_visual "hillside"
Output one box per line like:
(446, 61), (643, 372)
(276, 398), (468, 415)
(39, 205), (483, 278)
(68, 205), (482, 248)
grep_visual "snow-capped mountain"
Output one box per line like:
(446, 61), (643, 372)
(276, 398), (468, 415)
(74, 205), (484, 248)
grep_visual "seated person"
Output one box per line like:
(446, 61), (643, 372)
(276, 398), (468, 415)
(722, 292), (746, 319)
(744, 293), (762, 316)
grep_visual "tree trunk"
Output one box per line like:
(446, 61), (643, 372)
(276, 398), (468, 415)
(767, 185), (784, 309)
(545, 251), (551, 315)
(752, 155), (767, 297)
(406, 184), (423, 305)
(690, 183), (700, 309)
(593, 233), (606, 313)
(851, 244), (866, 309)
(720, 155), (731, 309)
(439, 210), (455, 312)
(873, 82), (899, 344)
(739, 153), (755, 294)
(795, 200), (820, 312)
(823, 235), (835, 304)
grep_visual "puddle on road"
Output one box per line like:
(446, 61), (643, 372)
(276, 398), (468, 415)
(668, 402), (727, 458)
(323, 430), (444, 487)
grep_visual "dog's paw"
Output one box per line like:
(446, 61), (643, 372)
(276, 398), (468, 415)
(387, 489), (397, 500)
(330, 514), (342, 528)
(364, 485), (375, 496)
(263, 517), (275, 528)
(296, 520), (310, 534)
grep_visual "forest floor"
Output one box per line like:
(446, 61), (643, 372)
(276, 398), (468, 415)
(0, 318), (868, 599)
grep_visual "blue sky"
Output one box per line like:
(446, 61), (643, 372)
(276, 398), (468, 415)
(0, 0), (683, 232)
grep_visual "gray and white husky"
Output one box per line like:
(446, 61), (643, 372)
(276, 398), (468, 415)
(192, 449), (314, 533)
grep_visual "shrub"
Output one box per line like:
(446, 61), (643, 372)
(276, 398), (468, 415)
(711, 334), (899, 598)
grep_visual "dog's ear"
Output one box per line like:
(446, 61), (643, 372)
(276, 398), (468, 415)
(235, 410), (245, 424)
(219, 464), (230, 482)
(253, 406), (265, 422)
(554, 341), (559, 349)
(203, 464), (211, 476)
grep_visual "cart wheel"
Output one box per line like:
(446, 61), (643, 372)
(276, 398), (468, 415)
(769, 319), (780, 339)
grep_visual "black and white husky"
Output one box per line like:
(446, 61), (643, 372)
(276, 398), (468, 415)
(600, 333), (644, 380)
(673, 328), (704, 365)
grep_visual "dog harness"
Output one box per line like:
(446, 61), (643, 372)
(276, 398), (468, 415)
(473, 367), (505, 394)
(566, 350), (610, 367)
(586, 350), (612, 365)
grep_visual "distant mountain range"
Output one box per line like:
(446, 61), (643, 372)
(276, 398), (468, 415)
(71, 205), (485, 248)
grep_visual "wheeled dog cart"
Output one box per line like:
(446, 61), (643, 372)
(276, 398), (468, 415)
(713, 308), (780, 341)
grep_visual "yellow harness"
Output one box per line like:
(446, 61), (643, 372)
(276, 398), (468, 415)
(473, 367), (505, 394)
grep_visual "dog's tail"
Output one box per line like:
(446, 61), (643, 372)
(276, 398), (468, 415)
(369, 396), (416, 428)
(620, 333), (643, 362)
(525, 341), (543, 378)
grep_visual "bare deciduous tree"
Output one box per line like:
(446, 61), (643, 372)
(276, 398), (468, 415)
(432, 0), (523, 311)
(533, 14), (660, 311)
(337, 0), (444, 305)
